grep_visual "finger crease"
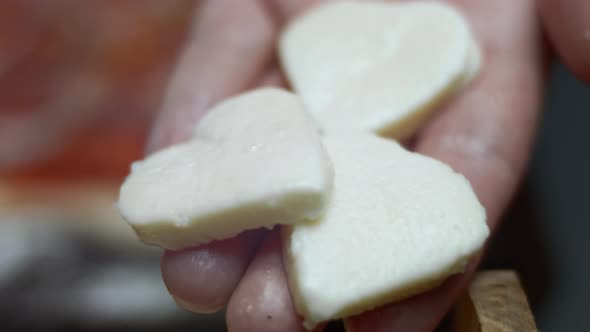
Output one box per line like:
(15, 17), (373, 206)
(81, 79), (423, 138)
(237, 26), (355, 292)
(435, 132), (518, 189)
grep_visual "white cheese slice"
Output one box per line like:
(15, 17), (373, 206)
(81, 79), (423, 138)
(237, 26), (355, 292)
(284, 134), (489, 329)
(279, 1), (480, 139)
(118, 88), (333, 250)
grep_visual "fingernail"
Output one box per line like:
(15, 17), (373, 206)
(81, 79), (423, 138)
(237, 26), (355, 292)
(173, 296), (223, 314)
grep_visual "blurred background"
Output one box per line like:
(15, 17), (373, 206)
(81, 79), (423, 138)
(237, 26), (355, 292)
(0, 1), (587, 331)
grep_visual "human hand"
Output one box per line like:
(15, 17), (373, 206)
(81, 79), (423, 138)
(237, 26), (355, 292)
(149, 1), (545, 331)
(539, 0), (590, 83)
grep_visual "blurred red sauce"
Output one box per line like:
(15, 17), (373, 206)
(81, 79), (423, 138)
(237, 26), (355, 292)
(0, 1), (195, 185)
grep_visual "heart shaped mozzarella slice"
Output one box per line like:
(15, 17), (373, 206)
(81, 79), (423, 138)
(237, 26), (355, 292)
(279, 1), (480, 139)
(284, 134), (489, 329)
(118, 88), (333, 250)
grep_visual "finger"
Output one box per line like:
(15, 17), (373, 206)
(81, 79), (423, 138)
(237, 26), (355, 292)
(147, 0), (275, 152)
(265, 0), (322, 22)
(162, 230), (263, 313)
(346, 0), (546, 331)
(253, 65), (287, 88)
(226, 229), (308, 332)
(157, 0), (276, 313)
(206, 2), (304, 326)
(168, 58), (285, 318)
(539, 0), (590, 82)
(418, 0), (546, 229)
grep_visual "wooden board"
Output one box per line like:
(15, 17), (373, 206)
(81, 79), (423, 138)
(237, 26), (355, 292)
(454, 270), (538, 332)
